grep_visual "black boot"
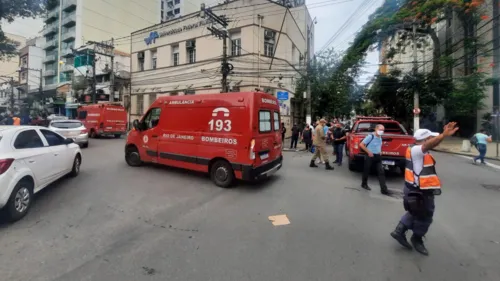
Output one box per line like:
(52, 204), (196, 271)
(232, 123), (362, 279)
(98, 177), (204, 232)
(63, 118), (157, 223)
(381, 187), (391, 196)
(310, 160), (318, 168)
(325, 162), (334, 170)
(411, 235), (429, 256)
(390, 222), (412, 250)
(361, 184), (371, 190)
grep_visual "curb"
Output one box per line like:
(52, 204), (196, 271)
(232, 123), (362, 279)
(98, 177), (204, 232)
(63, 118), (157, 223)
(432, 149), (500, 161)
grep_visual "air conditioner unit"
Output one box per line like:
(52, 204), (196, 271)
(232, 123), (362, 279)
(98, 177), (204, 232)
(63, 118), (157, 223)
(186, 40), (195, 48)
(264, 30), (275, 39)
(138, 52), (144, 59)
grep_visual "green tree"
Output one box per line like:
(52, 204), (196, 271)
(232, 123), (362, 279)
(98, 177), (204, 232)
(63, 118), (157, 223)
(0, 0), (56, 59)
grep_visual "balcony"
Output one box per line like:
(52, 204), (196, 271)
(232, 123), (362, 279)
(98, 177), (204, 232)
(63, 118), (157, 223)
(44, 9), (58, 23)
(44, 69), (56, 77)
(63, 0), (77, 11)
(62, 13), (76, 27)
(62, 32), (75, 42)
(61, 64), (73, 73)
(43, 54), (56, 63)
(61, 48), (74, 58)
(42, 24), (58, 36)
(43, 39), (57, 50)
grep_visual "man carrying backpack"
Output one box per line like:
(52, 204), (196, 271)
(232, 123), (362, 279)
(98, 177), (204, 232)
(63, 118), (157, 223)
(359, 124), (389, 195)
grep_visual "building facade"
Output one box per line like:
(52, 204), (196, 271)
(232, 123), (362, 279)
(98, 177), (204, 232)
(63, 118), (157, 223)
(161, 0), (202, 22)
(0, 33), (26, 78)
(42, 0), (161, 88)
(18, 37), (45, 94)
(131, 0), (313, 130)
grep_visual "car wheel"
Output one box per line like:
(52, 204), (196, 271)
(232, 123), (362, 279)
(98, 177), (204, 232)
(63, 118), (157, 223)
(210, 160), (235, 188)
(5, 179), (33, 222)
(69, 154), (81, 177)
(90, 130), (97, 138)
(125, 146), (142, 167)
(81, 142), (89, 148)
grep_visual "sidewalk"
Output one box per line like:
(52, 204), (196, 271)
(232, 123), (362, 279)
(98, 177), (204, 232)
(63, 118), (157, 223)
(434, 137), (500, 160)
(282, 138), (306, 152)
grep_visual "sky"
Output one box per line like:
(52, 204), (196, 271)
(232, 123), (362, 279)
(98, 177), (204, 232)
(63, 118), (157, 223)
(1, 0), (383, 84)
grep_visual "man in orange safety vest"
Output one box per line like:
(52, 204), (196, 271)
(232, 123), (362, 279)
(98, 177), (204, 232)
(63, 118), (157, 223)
(390, 122), (458, 256)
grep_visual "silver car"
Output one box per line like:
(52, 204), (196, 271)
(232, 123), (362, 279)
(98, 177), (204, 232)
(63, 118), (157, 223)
(48, 120), (89, 148)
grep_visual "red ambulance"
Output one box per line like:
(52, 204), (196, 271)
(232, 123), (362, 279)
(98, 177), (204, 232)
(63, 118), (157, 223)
(125, 92), (283, 187)
(77, 103), (127, 138)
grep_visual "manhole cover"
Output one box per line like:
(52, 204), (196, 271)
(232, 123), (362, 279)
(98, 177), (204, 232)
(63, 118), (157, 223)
(482, 184), (500, 191)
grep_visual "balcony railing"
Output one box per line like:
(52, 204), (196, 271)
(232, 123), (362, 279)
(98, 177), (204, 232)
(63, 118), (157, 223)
(61, 48), (74, 57)
(62, 13), (76, 27)
(61, 64), (74, 72)
(44, 9), (58, 23)
(62, 32), (75, 42)
(43, 39), (57, 50)
(42, 24), (57, 36)
(43, 55), (56, 63)
(63, 0), (77, 11)
(43, 69), (56, 77)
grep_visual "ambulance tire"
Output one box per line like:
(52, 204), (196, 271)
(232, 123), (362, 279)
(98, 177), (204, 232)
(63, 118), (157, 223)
(90, 129), (98, 138)
(210, 160), (235, 188)
(125, 146), (143, 167)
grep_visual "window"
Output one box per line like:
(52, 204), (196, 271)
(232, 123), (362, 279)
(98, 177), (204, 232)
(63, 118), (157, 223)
(142, 108), (162, 129)
(184, 89), (195, 95)
(354, 122), (407, 134)
(14, 130), (44, 149)
(161, 1), (164, 9)
(174, 0), (180, 4)
(174, 8), (180, 14)
(136, 94), (144, 115)
(138, 52), (145, 71)
(151, 50), (157, 69)
(40, 129), (65, 146)
(21, 57), (28, 67)
(172, 45), (179, 66)
(264, 42), (274, 57)
(21, 71), (27, 80)
(273, 111), (280, 131)
(231, 38), (241, 56)
(149, 93), (157, 106)
(186, 40), (196, 63)
(259, 110), (271, 132)
(50, 121), (83, 129)
(161, 11), (164, 20)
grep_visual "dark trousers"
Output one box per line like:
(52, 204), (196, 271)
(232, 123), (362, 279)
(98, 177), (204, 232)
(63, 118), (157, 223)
(474, 143), (487, 163)
(361, 154), (387, 190)
(304, 140), (312, 150)
(400, 185), (435, 237)
(334, 143), (344, 163)
(290, 135), (298, 148)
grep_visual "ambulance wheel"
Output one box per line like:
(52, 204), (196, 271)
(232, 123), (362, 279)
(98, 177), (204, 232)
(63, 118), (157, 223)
(210, 160), (234, 188)
(125, 146), (142, 167)
(90, 129), (98, 138)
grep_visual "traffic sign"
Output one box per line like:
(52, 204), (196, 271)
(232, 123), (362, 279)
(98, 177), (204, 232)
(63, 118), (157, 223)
(277, 91), (289, 100)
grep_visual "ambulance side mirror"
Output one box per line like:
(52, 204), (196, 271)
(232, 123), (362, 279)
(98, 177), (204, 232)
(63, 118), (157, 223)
(132, 119), (141, 131)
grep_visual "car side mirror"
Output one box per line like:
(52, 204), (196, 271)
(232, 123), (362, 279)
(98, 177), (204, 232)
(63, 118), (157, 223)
(63, 138), (74, 145)
(132, 119), (141, 131)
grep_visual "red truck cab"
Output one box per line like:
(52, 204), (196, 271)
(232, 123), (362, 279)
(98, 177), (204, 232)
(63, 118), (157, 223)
(346, 116), (414, 173)
(125, 92), (283, 187)
(77, 103), (127, 138)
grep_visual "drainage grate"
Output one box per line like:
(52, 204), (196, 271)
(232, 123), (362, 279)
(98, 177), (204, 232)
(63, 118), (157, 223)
(482, 184), (500, 191)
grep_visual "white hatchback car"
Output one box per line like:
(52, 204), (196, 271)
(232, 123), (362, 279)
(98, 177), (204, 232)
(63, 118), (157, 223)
(0, 126), (82, 222)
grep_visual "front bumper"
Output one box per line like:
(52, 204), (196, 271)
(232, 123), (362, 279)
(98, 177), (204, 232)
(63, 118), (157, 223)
(241, 155), (283, 181)
(353, 154), (405, 167)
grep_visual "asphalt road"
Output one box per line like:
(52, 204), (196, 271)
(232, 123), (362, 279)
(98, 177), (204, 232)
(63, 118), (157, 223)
(1, 139), (499, 281)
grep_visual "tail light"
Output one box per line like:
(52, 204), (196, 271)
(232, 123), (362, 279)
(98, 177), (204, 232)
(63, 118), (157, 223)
(249, 139), (256, 160)
(0, 159), (14, 175)
(354, 137), (359, 149)
(81, 128), (88, 134)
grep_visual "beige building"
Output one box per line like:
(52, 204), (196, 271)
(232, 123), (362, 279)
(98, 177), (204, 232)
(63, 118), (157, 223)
(0, 32), (26, 78)
(42, 0), (161, 87)
(129, 0), (313, 129)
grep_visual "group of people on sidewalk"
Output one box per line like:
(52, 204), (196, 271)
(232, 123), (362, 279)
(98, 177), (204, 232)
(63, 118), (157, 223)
(307, 119), (348, 170)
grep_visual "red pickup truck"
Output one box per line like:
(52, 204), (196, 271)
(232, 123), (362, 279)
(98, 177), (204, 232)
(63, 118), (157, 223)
(345, 116), (414, 174)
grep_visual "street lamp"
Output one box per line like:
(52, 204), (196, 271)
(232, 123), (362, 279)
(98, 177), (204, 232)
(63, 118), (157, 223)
(306, 17), (317, 125)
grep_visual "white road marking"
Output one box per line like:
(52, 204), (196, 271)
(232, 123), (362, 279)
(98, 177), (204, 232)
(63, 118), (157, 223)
(268, 214), (290, 226)
(457, 155), (500, 170)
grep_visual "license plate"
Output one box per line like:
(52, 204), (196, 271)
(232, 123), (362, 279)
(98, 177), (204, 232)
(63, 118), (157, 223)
(382, 160), (395, 165)
(260, 153), (269, 160)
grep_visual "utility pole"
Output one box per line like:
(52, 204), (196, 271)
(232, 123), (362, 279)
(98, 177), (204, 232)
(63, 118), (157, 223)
(412, 21), (420, 132)
(200, 3), (233, 93)
(305, 23), (313, 125)
(258, 15), (263, 89)
(109, 38), (115, 102)
(92, 49), (97, 104)
(87, 40), (114, 103)
(9, 77), (15, 113)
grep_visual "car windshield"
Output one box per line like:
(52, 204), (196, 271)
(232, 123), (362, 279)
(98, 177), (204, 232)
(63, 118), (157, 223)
(51, 121), (83, 129)
(355, 122), (407, 134)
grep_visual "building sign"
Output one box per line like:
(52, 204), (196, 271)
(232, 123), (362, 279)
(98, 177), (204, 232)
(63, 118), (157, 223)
(277, 91), (289, 100)
(144, 19), (212, 45)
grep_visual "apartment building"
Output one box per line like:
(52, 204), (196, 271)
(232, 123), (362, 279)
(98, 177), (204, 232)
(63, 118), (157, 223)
(42, 0), (161, 88)
(18, 37), (45, 95)
(161, 0), (202, 22)
(131, 0), (313, 129)
(0, 33), (26, 78)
